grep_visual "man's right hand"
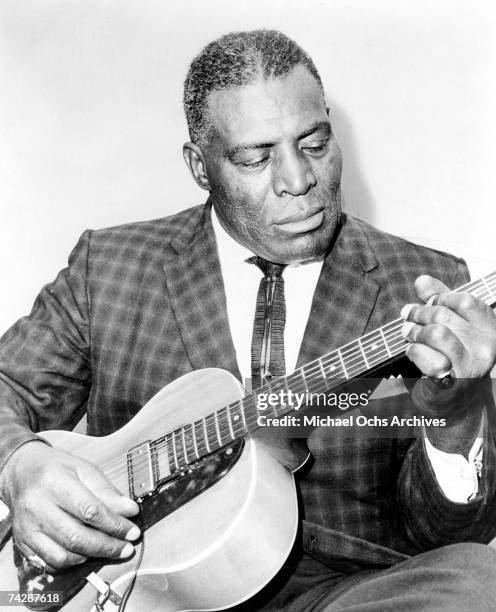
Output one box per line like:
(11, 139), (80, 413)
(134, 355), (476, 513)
(0, 441), (140, 570)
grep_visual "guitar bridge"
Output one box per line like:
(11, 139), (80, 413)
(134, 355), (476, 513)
(127, 441), (159, 501)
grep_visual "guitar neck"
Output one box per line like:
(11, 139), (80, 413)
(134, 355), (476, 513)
(152, 270), (496, 474)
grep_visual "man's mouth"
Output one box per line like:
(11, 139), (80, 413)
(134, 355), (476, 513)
(275, 208), (325, 234)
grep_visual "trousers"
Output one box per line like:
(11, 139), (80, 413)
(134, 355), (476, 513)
(234, 543), (496, 611)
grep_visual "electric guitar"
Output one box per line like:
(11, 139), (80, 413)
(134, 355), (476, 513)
(0, 271), (495, 612)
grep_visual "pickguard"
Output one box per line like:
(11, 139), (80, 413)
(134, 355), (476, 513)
(17, 439), (245, 611)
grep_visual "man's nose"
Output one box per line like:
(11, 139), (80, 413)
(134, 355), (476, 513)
(273, 149), (317, 197)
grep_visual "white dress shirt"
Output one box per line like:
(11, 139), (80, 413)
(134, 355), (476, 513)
(211, 207), (482, 503)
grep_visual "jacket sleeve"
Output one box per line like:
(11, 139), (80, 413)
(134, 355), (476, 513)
(0, 231), (92, 474)
(397, 412), (496, 550)
(396, 261), (496, 550)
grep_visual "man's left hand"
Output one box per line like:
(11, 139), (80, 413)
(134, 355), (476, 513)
(401, 275), (496, 381)
(400, 275), (496, 456)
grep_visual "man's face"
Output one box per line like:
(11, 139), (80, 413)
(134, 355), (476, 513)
(203, 65), (343, 264)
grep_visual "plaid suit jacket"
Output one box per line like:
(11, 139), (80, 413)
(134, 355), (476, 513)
(1, 202), (496, 572)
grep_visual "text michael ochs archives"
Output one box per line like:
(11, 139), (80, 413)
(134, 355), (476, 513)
(255, 390), (447, 428)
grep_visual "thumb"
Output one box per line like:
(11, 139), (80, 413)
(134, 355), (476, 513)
(414, 275), (450, 304)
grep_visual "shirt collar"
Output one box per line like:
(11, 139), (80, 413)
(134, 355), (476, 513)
(211, 204), (325, 269)
(211, 205), (255, 267)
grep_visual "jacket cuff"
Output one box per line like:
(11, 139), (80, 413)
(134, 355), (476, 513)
(397, 427), (496, 550)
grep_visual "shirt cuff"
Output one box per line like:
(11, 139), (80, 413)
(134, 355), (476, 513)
(424, 417), (484, 503)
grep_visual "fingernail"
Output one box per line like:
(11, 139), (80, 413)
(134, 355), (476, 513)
(401, 322), (415, 339)
(121, 496), (140, 514)
(400, 304), (415, 320)
(125, 525), (141, 541)
(437, 369), (452, 379)
(120, 542), (134, 558)
(426, 294), (438, 306)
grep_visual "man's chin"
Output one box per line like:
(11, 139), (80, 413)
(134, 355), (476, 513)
(267, 232), (331, 264)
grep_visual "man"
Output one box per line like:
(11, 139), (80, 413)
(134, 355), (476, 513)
(1, 29), (496, 610)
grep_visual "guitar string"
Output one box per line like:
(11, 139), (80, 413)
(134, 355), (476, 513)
(104, 284), (492, 482)
(109, 299), (496, 488)
(99, 317), (406, 477)
(99, 277), (496, 487)
(100, 320), (409, 481)
(105, 344), (407, 489)
(100, 271), (496, 478)
(104, 323), (478, 491)
(103, 295), (495, 491)
(100, 277), (496, 486)
(105, 324), (491, 490)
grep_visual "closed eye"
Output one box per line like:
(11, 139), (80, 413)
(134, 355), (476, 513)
(302, 140), (329, 154)
(238, 155), (270, 169)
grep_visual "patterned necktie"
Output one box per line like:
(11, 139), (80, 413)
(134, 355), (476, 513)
(248, 256), (286, 390)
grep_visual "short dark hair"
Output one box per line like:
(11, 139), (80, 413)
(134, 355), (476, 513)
(183, 29), (323, 146)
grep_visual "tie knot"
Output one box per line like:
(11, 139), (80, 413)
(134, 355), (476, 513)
(247, 256), (286, 278)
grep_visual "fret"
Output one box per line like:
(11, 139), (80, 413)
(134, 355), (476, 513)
(358, 338), (370, 370)
(389, 326), (406, 356)
(194, 419), (209, 456)
(206, 414), (220, 450)
(203, 416), (211, 453)
(214, 413), (222, 447)
(301, 367), (309, 393)
(267, 382), (279, 416)
(337, 348), (348, 379)
(226, 405), (235, 439)
(284, 371), (300, 395)
(240, 399), (248, 431)
(191, 420), (201, 459)
(172, 430), (185, 468)
(256, 385), (278, 417)
(229, 401), (246, 437)
(362, 332), (388, 367)
(180, 427), (189, 464)
(319, 357), (327, 380)
(305, 362), (321, 388)
(243, 399), (259, 433)
(379, 327), (392, 358)
(283, 375), (291, 394)
(167, 432), (179, 472)
(183, 423), (197, 462)
(324, 354), (339, 377)
(216, 406), (230, 445)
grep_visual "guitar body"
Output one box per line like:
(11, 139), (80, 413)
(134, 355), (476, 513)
(0, 368), (303, 611)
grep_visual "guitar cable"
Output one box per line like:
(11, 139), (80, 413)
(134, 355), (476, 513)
(90, 535), (145, 612)
(117, 535), (145, 612)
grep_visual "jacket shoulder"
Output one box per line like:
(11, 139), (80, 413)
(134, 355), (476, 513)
(348, 215), (467, 287)
(88, 204), (204, 251)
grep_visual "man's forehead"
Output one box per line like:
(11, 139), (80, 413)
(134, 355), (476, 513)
(206, 65), (327, 145)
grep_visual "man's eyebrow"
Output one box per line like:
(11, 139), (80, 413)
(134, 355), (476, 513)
(298, 121), (331, 140)
(225, 142), (272, 159)
(224, 121), (331, 159)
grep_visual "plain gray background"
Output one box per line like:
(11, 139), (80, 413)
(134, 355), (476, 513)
(1, 0), (496, 334)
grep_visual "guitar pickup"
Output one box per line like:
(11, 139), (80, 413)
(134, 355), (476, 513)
(127, 441), (159, 501)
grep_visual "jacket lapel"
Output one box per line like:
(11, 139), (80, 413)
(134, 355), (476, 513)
(297, 214), (380, 368)
(162, 204), (241, 381)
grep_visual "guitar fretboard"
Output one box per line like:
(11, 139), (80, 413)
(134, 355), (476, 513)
(149, 271), (496, 477)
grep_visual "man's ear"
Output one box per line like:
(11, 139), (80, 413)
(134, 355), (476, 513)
(183, 142), (211, 190)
